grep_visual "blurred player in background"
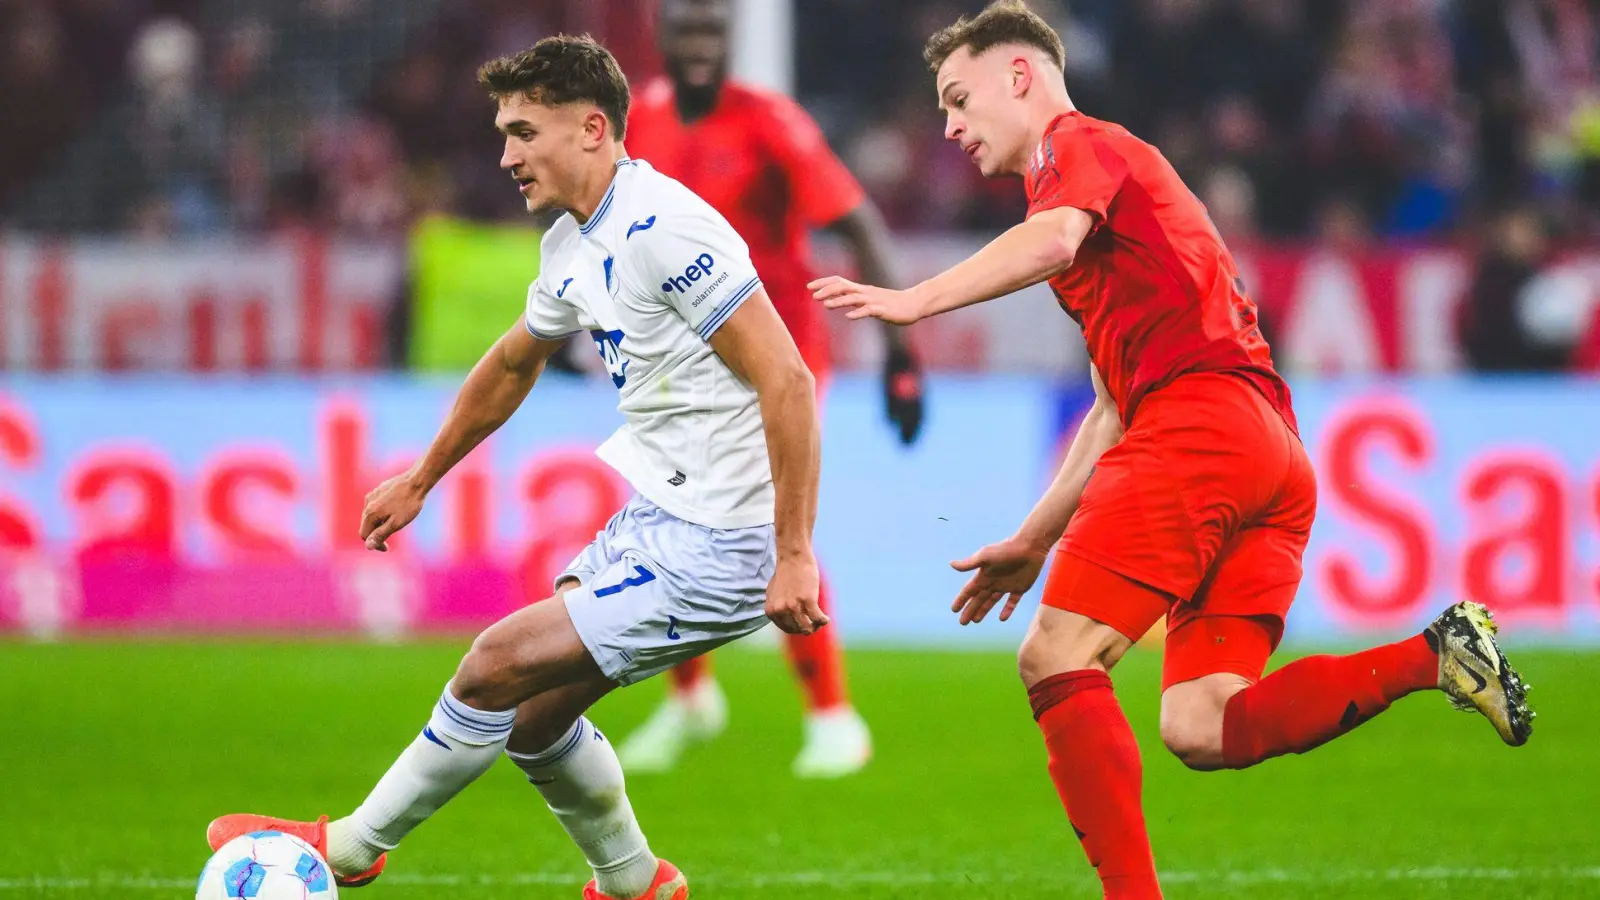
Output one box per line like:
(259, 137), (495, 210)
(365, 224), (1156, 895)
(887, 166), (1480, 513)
(208, 36), (829, 900)
(615, 0), (925, 779)
(815, 2), (1535, 897)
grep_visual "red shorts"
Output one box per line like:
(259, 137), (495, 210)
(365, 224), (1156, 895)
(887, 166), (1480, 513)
(1043, 372), (1317, 689)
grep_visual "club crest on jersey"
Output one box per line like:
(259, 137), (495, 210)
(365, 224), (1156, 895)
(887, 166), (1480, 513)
(590, 328), (630, 388)
(660, 253), (718, 295)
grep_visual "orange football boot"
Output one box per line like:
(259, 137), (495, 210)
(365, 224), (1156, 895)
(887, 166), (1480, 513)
(582, 859), (688, 900)
(206, 814), (387, 888)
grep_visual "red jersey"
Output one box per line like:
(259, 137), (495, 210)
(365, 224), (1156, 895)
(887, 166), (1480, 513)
(1026, 112), (1297, 433)
(627, 78), (865, 371)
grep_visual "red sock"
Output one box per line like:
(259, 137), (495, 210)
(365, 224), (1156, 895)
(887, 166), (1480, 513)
(668, 654), (711, 694)
(784, 577), (849, 711)
(1029, 670), (1162, 900)
(1222, 633), (1438, 768)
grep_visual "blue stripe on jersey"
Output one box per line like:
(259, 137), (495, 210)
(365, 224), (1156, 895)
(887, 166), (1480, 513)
(525, 318), (578, 341)
(696, 278), (762, 339)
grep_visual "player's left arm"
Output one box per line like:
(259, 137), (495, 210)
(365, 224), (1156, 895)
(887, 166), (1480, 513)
(811, 206), (1095, 324)
(707, 294), (826, 635)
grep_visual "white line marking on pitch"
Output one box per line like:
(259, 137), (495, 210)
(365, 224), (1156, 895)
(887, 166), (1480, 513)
(3, 867), (1599, 891)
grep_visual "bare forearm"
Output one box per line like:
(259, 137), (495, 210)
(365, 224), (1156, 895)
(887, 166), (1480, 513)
(1016, 404), (1122, 550)
(913, 215), (1076, 318)
(759, 368), (821, 558)
(413, 342), (542, 491)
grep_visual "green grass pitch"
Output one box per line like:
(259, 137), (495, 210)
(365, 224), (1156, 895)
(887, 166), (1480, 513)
(2, 639), (1595, 899)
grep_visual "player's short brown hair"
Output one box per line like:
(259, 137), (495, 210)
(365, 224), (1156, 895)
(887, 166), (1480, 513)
(923, 0), (1066, 74)
(477, 35), (630, 139)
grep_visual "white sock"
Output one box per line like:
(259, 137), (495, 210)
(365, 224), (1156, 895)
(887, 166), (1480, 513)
(507, 718), (658, 899)
(326, 683), (515, 874)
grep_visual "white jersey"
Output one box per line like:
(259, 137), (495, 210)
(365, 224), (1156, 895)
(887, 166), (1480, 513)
(525, 158), (773, 529)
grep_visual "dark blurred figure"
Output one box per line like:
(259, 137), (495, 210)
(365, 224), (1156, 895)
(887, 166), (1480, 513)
(0, 5), (90, 211)
(1459, 208), (1576, 371)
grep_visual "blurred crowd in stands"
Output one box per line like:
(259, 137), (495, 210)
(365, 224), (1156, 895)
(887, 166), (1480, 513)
(1, 0), (1597, 370)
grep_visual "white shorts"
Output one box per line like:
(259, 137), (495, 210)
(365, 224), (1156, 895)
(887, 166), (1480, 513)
(559, 495), (775, 686)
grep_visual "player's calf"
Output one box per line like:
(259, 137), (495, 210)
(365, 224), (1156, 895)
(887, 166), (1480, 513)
(507, 716), (665, 900)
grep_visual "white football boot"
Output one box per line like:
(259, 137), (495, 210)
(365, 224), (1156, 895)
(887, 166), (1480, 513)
(616, 677), (729, 773)
(792, 706), (872, 779)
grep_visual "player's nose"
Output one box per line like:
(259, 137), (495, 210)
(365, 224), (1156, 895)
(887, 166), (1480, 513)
(944, 116), (963, 143)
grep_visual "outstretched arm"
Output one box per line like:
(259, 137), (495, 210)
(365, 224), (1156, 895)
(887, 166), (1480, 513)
(361, 320), (564, 550)
(810, 206), (1096, 325)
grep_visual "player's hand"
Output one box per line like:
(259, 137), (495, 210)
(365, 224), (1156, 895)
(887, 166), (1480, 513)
(359, 469), (428, 552)
(765, 551), (826, 635)
(883, 336), (925, 445)
(810, 276), (927, 325)
(950, 536), (1049, 625)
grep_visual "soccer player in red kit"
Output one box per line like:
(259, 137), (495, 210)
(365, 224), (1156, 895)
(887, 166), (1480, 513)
(813, 3), (1535, 896)
(615, 0), (925, 779)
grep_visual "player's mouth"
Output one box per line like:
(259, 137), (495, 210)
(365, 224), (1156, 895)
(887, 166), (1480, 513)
(963, 142), (982, 161)
(514, 175), (536, 195)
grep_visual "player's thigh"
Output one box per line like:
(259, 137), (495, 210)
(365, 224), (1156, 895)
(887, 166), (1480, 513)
(1035, 550), (1171, 648)
(1074, 374), (1304, 598)
(455, 589), (609, 709)
(1022, 554), (1164, 683)
(1159, 610), (1280, 768)
(1163, 527), (1303, 690)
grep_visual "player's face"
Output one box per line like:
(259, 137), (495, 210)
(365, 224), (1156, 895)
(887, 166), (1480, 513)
(936, 48), (1031, 177)
(660, 0), (729, 91)
(495, 95), (593, 214)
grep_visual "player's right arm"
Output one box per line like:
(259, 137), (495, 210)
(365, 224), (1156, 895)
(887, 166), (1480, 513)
(811, 205), (1096, 324)
(949, 364), (1122, 624)
(360, 318), (565, 551)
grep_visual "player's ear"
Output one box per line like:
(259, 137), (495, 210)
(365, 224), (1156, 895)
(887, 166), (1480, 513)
(1011, 56), (1033, 98)
(583, 107), (610, 150)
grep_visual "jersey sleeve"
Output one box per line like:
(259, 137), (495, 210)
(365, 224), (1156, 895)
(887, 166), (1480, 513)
(524, 275), (581, 340)
(621, 203), (764, 341)
(1028, 128), (1129, 224)
(764, 95), (866, 227)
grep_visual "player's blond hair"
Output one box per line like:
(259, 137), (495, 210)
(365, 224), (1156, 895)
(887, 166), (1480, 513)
(923, 0), (1065, 73)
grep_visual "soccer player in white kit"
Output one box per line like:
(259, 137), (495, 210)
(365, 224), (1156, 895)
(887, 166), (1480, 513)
(205, 36), (826, 900)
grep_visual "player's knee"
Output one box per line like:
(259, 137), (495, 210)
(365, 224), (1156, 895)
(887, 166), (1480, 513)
(1159, 715), (1223, 770)
(1159, 682), (1235, 770)
(1016, 620), (1125, 687)
(453, 631), (522, 710)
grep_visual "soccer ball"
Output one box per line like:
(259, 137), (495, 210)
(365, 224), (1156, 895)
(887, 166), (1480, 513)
(196, 832), (338, 899)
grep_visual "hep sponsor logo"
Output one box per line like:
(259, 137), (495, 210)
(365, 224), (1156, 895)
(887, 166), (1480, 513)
(660, 253), (718, 295)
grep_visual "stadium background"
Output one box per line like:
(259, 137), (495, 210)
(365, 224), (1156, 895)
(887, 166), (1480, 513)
(3, 1), (1599, 898)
